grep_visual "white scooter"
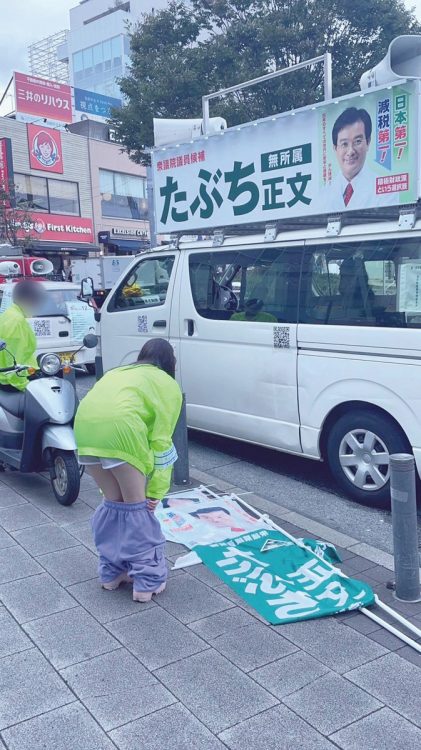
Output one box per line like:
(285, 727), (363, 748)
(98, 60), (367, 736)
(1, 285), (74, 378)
(0, 334), (97, 505)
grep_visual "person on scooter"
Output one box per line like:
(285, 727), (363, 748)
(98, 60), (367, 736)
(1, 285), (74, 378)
(74, 338), (182, 602)
(0, 280), (43, 392)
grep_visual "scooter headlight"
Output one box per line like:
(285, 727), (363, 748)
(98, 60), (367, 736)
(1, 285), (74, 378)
(39, 353), (61, 376)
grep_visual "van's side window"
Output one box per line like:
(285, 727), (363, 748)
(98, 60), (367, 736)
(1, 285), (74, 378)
(189, 248), (300, 322)
(300, 238), (421, 328)
(110, 256), (175, 311)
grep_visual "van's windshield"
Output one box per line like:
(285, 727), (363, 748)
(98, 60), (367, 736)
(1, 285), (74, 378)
(35, 289), (81, 318)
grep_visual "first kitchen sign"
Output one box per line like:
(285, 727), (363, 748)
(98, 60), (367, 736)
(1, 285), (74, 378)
(13, 212), (94, 244)
(152, 82), (418, 233)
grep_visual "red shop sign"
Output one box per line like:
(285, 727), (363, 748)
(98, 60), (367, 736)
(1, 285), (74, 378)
(14, 72), (72, 123)
(14, 212), (94, 244)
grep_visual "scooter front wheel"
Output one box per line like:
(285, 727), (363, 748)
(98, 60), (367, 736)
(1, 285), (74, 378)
(51, 450), (80, 506)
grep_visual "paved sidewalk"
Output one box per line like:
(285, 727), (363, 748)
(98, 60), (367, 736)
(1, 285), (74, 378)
(0, 470), (421, 750)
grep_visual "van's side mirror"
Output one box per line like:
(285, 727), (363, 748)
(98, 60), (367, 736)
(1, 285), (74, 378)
(83, 333), (98, 349)
(80, 277), (94, 301)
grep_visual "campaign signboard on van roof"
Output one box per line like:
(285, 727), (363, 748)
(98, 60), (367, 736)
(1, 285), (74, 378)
(152, 81), (419, 234)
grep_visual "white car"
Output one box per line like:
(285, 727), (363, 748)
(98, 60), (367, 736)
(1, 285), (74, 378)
(0, 281), (96, 372)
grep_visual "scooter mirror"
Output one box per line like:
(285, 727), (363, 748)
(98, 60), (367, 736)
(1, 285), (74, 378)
(83, 333), (98, 349)
(0, 340), (6, 351)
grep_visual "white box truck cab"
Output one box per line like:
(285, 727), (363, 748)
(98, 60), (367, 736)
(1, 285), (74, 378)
(97, 36), (421, 505)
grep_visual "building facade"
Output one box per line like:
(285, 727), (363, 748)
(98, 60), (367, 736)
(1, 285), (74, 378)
(0, 116), (97, 274)
(58, 0), (168, 100)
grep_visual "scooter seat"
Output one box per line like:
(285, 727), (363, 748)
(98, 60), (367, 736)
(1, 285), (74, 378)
(0, 389), (25, 418)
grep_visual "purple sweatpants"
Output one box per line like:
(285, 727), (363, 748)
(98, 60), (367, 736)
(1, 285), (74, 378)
(91, 500), (167, 593)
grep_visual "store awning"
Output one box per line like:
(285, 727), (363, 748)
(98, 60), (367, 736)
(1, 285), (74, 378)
(28, 242), (100, 256)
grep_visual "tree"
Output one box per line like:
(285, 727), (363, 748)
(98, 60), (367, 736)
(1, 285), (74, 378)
(0, 184), (36, 249)
(110, 0), (420, 163)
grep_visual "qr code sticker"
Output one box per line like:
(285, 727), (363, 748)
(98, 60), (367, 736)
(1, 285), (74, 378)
(32, 319), (52, 337)
(273, 325), (290, 348)
(137, 315), (148, 333)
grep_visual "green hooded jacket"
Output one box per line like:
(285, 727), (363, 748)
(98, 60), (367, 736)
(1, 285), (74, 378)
(74, 363), (182, 501)
(0, 304), (38, 391)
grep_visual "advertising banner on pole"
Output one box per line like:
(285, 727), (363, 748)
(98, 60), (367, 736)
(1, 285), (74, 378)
(27, 124), (63, 174)
(14, 72), (72, 124)
(0, 138), (14, 206)
(152, 82), (418, 233)
(195, 529), (375, 624)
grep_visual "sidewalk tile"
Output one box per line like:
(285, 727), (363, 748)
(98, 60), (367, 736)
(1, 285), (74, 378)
(279, 618), (387, 673)
(110, 703), (226, 750)
(1, 702), (114, 750)
(185, 563), (222, 588)
(23, 606), (120, 669)
(283, 672), (381, 735)
(189, 607), (257, 640)
(0, 528), (16, 550)
(0, 546), (43, 584)
(0, 504), (49, 532)
(330, 707), (421, 750)
(213, 583), (268, 623)
(164, 541), (189, 557)
(30, 496), (93, 525)
(155, 649), (278, 733)
(0, 649), (73, 730)
(339, 556), (377, 574)
(367, 628), (405, 651)
(362, 565), (394, 584)
(107, 607), (208, 670)
(250, 651), (330, 698)
(219, 704), (336, 750)
(211, 622), (298, 672)
(0, 486), (27, 509)
(78, 489), (103, 509)
(67, 578), (142, 623)
(394, 645), (421, 668)
(346, 652), (421, 727)
(37, 545), (97, 586)
(61, 648), (176, 731)
(0, 610), (32, 658)
(342, 613), (381, 635)
(11, 524), (79, 556)
(0, 573), (77, 623)
(63, 520), (97, 552)
(156, 575), (233, 624)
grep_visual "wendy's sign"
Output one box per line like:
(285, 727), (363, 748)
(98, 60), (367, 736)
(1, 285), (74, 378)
(27, 124), (63, 174)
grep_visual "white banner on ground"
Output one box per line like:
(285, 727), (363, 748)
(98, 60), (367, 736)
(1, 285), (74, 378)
(157, 488), (267, 549)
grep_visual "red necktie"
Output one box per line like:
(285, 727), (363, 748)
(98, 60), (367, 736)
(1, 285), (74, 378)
(344, 183), (353, 207)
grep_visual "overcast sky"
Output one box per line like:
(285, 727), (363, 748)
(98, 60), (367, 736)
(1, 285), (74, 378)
(1, 0), (421, 95)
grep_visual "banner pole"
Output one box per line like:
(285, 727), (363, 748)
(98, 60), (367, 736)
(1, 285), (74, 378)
(206, 487), (421, 650)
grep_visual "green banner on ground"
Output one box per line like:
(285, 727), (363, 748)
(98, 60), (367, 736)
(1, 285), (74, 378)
(194, 529), (375, 624)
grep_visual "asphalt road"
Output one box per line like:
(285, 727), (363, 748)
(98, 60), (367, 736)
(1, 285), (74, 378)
(76, 371), (421, 557)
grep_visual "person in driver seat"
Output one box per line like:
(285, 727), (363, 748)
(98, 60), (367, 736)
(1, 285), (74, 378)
(231, 298), (277, 322)
(0, 281), (43, 392)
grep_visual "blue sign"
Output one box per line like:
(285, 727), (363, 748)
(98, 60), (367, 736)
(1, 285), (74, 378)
(74, 88), (122, 120)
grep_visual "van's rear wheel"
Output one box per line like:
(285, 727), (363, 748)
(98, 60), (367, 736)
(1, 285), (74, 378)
(51, 450), (80, 506)
(326, 410), (410, 505)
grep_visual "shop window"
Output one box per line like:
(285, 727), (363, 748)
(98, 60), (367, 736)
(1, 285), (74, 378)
(48, 180), (80, 216)
(15, 174), (48, 212)
(100, 169), (148, 220)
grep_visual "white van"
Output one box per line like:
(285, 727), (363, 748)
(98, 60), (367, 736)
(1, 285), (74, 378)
(0, 281), (96, 371)
(97, 219), (421, 504)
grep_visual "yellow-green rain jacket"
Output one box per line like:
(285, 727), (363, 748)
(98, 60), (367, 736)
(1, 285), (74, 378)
(0, 304), (38, 391)
(74, 364), (182, 500)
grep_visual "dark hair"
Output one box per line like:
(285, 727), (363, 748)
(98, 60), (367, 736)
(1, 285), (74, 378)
(13, 280), (44, 307)
(190, 506), (231, 518)
(332, 107), (372, 146)
(162, 496), (201, 508)
(137, 338), (176, 378)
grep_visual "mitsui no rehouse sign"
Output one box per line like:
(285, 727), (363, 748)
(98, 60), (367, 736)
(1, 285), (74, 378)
(152, 82), (419, 233)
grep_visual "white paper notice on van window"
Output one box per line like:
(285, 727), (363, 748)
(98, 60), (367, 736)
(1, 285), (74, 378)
(0, 283), (13, 313)
(398, 262), (421, 313)
(66, 301), (95, 341)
